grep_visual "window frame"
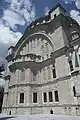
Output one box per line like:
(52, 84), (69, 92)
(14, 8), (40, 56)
(33, 92), (38, 104)
(19, 93), (24, 104)
(52, 68), (56, 78)
(43, 92), (47, 103)
(48, 91), (53, 103)
(73, 86), (76, 97)
(54, 90), (59, 102)
(69, 60), (74, 71)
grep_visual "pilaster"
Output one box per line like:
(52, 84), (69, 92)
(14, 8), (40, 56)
(26, 44), (28, 54)
(25, 68), (32, 83)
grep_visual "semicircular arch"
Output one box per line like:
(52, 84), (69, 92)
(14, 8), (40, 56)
(14, 32), (55, 58)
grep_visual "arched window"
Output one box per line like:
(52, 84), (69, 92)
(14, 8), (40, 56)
(52, 66), (56, 78)
(73, 86), (76, 97)
(9, 111), (11, 115)
(50, 110), (53, 114)
(54, 90), (59, 102)
(19, 93), (24, 103)
(69, 60), (73, 71)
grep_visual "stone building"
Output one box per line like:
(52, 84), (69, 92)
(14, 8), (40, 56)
(2, 3), (80, 116)
(0, 87), (4, 113)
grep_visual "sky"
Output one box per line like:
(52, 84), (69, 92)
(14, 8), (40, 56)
(0, 0), (80, 85)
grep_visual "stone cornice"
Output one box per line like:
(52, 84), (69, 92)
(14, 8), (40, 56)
(71, 69), (80, 76)
(8, 75), (71, 89)
(2, 104), (80, 109)
(70, 37), (80, 47)
(9, 58), (53, 72)
(51, 46), (68, 59)
(15, 54), (41, 60)
(9, 46), (69, 72)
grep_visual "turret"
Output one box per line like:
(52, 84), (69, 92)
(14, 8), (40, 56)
(49, 3), (66, 20)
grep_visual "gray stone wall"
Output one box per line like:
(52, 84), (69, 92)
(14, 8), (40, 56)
(2, 4), (80, 116)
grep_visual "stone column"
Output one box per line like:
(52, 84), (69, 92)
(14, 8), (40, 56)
(24, 46), (26, 55)
(14, 69), (19, 112)
(28, 42), (29, 53)
(26, 44), (28, 54)
(38, 70), (41, 83)
(41, 69), (44, 82)
(50, 65), (53, 80)
(25, 68), (32, 83)
(26, 86), (32, 105)
(18, 69), (21, 82)
(45, 67), (48, 82)
(29, 41), (32, 52)
(35, 38), (37, 48)
(16, 69), (19, 84)
(32, 40), (34, 49)
(20, 50), (23, 55)
(24, 68), (32, 106)
(33, 39), (35, 48)
(23, 47), (25, 55)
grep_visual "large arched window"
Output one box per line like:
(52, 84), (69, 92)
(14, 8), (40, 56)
(14, 32), (54, 59)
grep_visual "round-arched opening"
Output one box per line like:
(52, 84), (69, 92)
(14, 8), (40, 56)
(50, 110), (53, 114)
(9, 111), (11, 115)
(14, 32), (54, 58)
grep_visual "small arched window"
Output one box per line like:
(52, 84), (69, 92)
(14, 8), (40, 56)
(9, 111), (11, 115)
(73, 86), (76, 97)
(50, 110), (53, 114)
